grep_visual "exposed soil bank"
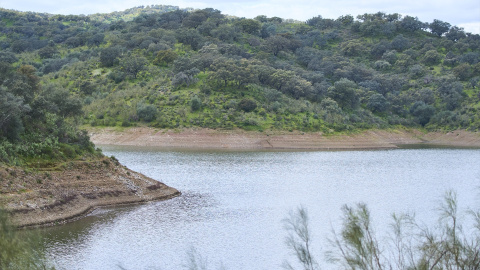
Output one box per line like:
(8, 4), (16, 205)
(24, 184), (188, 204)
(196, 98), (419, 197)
(10, 128), (475, 227)
(1, 157), (180, 228)
(89, 127), (480, 150)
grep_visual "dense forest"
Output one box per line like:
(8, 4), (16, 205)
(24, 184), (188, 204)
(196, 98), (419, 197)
(1, 5), (480, 162)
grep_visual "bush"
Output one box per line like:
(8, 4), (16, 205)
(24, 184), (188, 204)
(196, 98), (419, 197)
(137, 103), (158, 122)
(238, 98), (257, 112)
(410, 101), (435, 126)
(190, 96), (202, 112)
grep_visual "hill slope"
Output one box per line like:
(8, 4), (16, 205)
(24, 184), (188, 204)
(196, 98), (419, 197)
(0, 7), (479, 134)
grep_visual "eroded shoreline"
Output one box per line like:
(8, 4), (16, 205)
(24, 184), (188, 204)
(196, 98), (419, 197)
(4, 128), (479, 228)
(89, 127), (480, 150)
(2, 157), (180, 228)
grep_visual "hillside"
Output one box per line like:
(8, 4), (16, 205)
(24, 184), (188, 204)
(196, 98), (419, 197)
(1, 6), (480, 226)
(0, 6), (478, 134)
(0, 7), (186, 226)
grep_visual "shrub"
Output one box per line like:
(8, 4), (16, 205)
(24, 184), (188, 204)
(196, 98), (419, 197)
(190, 96), (202, 112)
(238, 98), (257, 112)
(137, 103), (158, 122)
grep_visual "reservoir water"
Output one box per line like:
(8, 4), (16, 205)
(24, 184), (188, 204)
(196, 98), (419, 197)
(39, 147), (480, 269)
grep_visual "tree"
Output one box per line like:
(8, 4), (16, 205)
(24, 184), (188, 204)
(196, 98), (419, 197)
(208, 58), (236, 86)
(337, 15), (354, 26)
(410, 101), (435, 126)
(10, 39), (30, 53)
(7, 65), (40, 104)
(453, 63), (473, 81)
(0, 87), (30, 141)
(37, 45), (58, 59)
(211, 24), (239, 42)
(437, 80), (463, 110)
(120, 56), (148, 79)
(422, 50), (442, 66)
(176, 29), (204, 50)
(172, 70), (199, 88)
(429, 19), (451, 37)
(153, 50), (177, 66)
(341, 40), (367, 57)
(255, 15), (268, 23)
(284, 191), (480, 270)
(41, 85), (83, 118)
(445, 26), (466, 42)
(197, 20), (217, 36)
(367, 93), (388, 113)
(88, 33), (105, 46)
(382, 50), (397, 64)
(263, 35), (292, 56)
(41, 58), (70, 74)
(236, 19), (261, 35)
(390, 34), (409, 51)
(328, 78), (360, 110)
(261, 22), (277, 38)
(100, 46), (123, 67)
(400, 15), (425, 32)
(306, 15), (323, 27)
(282, 76), (314, 99)
(0, 51), (18, 64)
(182, 11), (207, 29)
(415, 87), (435, 104)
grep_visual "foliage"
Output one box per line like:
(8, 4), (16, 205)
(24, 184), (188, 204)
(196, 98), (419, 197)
(284, 190), (480, 270)
(137, 102), (157, 122)
(283, 207), (318, 270)
(0, 210), (50, 269)
(1, 6), (479, 133)
(238, 98), (257, 112)
(0, 62), (95, 165)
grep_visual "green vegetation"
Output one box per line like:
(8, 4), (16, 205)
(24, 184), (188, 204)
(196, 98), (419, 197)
(0, 6), (478, 267)
(0, 210), (50, 269)
(0, 61), (98, 165)
(282, 191), (480, 270)
(0, 7), (479, 134)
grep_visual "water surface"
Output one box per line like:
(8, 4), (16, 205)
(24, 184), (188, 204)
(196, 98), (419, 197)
(40, 147), (480, 269)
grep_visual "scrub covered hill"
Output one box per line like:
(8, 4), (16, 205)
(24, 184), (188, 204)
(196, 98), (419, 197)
(1, 6), (479, 135)
(0, 50), (180, 229)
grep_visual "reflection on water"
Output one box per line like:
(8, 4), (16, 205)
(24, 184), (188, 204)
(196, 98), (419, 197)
(38, 147), (480, 270)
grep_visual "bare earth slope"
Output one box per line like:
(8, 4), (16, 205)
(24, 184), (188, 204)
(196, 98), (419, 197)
(1, 157), (180, 227)
(89, 128), (480, 149)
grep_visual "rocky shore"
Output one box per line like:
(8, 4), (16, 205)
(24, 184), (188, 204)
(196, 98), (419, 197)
(1, 157), (180, 228)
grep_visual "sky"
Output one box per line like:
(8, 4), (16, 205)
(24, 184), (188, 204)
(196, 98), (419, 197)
(1, 0), (479, 34)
